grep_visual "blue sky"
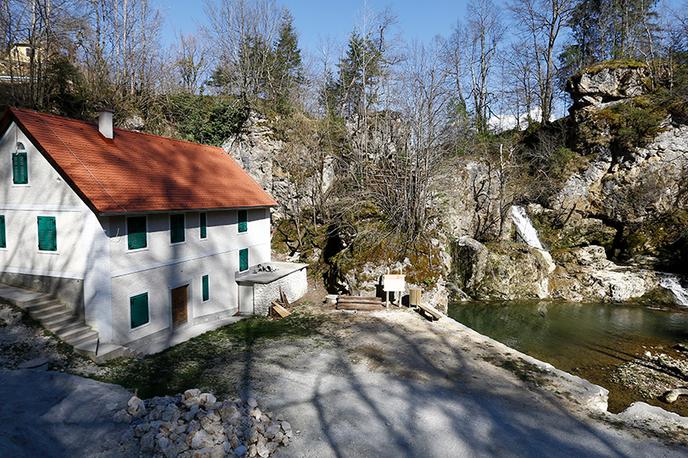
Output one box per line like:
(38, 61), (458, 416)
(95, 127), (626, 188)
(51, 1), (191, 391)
(155, 0), (471, 53)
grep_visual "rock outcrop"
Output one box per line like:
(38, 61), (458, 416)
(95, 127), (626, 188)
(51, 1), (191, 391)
(550, 246), (661, 302)
(567, 63), (654, 113)
(223, 112), (281, 194)
(451, 237), (555, 300)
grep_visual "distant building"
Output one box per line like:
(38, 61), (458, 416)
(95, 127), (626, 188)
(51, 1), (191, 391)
(0, 43), (36, 83)
(9, 43), (35, 64)
(0, 108), (307, 359)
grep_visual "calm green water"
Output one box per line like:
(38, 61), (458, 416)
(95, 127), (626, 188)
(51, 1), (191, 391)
(448, 301), (688, 413)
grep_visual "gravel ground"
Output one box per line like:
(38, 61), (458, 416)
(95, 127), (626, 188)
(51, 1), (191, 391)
(2, 299), (688, 457)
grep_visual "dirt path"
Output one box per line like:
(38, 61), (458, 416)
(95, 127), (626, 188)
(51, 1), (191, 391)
(2, 298), (688, 457)
(0, 369), (134, 457)
(236, 307), (688, 457)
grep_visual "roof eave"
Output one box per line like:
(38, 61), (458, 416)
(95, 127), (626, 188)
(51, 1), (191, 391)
(97, 203), (278, 217)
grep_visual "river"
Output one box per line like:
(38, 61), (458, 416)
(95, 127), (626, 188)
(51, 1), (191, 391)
(448, 301), (688, 415)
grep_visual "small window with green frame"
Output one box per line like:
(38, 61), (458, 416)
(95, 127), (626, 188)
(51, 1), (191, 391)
(130, 292), (149, 329)
(12, 142), (28, 185)
(37, 216), (56, 251)
(200, 212), (207, 239)
(239, 248), (249, 272)
(0, 215), (6, 248)
(170, 214), (185, 244)
(202, 275), (209, 301)
(127, 216), (147, 250)
(238, 210), (248, 233)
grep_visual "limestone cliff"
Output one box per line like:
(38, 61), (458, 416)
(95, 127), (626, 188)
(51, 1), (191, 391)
(449, 62), (688, 304)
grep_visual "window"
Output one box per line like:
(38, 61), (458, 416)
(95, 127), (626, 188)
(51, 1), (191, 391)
(202, 275), (209, 301)
(239, 248), (249, 272)
(37, 216), (56, 251)
(12, 143), (28, 185)
(0, 215), (5, 248)
(200, 213), (207, 239)
(130, 293), (149, 329)
(127, 216), (147, 250)
(170, 214), (185, 244)
(238, 210), (248, 233)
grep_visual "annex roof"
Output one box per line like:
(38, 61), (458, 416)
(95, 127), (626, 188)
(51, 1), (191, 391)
(1, 107), (276, 214)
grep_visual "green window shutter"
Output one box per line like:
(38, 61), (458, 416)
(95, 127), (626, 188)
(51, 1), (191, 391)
(12, 152), (28, 184)
(202, 275), (209, 301)
(0, 215), (6, 248)
(127, 216), (147, 250)
(239, 248), (249, 272)
(130, 293), (149, 328)
(200, 213), (207, 239)
(37, 216), (57, 251)
(170, 214), (185, 243)
(238, 210), (248, 233)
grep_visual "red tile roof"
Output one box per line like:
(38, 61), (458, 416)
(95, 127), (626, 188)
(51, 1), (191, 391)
(2, 107), (277, 214)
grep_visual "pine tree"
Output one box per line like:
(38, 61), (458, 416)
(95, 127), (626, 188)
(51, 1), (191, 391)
(560, 0), (659, 75)
(335, 31), (384, 120)
(272, 11), (303, 112)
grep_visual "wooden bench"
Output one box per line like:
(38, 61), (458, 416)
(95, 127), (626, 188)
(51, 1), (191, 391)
(417, 303), (442, 321)
(336, 296), (385, 311)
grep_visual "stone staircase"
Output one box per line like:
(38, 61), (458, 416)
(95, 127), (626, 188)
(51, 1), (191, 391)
(22, 296), (99, 348)
(0, 283), (129, 362)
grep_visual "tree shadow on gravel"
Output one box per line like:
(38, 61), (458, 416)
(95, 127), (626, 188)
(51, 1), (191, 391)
(244, 311), (673, 457)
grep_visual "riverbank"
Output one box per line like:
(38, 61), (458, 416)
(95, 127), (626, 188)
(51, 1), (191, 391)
(93, 297), (688, 453)
(2, 297), (688, 456)
(448, 300), (688, 417)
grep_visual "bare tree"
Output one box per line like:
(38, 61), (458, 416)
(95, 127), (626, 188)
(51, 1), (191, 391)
(509, 0), (574, 124)
(174, 33), (208, 94)
(466, 0), (504, 133)
(204, 0), (282, 98)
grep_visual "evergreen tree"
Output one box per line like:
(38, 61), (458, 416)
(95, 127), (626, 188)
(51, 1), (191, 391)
(272, 11), (303, 111)
(335, 31), (385, 119)
(560, 0), (659, 75)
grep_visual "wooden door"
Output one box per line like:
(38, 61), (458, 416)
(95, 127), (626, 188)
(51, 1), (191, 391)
(171, 285), (188, 327)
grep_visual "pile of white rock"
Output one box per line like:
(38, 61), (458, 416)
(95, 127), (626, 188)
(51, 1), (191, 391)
(114, 389), (293, 457)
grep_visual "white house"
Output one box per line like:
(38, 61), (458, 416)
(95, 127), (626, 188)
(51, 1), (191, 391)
(0, 107), (307, 359)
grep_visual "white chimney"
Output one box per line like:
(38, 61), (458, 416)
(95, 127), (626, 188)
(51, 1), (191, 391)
(98, 109), (114, 139)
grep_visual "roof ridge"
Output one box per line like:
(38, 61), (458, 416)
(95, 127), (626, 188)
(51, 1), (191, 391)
(10, 106), (226, 152)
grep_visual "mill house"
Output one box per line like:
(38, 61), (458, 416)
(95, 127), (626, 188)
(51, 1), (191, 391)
(0, 108), (307, 360)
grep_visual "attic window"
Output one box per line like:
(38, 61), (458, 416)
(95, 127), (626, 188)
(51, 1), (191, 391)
(127, 216), (147, 250)
(170, 214), (185, 244)
(238, 210), (248, 233)
(12, 142), (28, 185)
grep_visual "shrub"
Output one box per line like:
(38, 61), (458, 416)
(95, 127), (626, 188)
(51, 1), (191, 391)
(595, 96), (667, 157)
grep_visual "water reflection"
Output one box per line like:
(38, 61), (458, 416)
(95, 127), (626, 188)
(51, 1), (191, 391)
(448, 301), (688, 411)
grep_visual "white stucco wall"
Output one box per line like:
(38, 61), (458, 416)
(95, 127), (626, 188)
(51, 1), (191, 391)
(0, 122), (92, 279)
(106, 208), (272, 345)
(252, 267), (308, 315)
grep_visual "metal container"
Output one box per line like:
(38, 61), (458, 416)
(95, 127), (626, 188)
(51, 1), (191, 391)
(409, 288), (422, 306)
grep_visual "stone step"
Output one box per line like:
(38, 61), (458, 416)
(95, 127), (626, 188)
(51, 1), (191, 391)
(46, 320), (84, 335)
(55, 325), (94, 342)
(65, 330), (98, 347)
(31, 307), (69, 321)
(23, 297), (58, 310)
(41, 312), (74, 328)
(29, 303), (66, 318)
(74, 341), (133, 363)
